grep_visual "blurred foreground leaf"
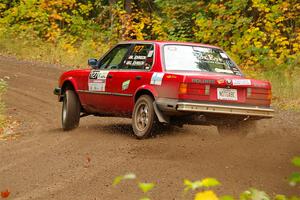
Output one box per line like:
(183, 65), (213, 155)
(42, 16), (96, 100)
(138, 182), (155, 193)
(184, 179), (202, 192)
(220, 195), (235, 200)
(274, 194), (288, 200)
(112, 173), (136, 186)
(292, 157), (300, 167)
(184, 178), (220, 192)
(123, 173), (136, 180)
(194, 190), (219, 200)
(240, 188), (270, 200)
(289, 172), (300, 186)
(139, 197), (151, 200)
(201, 178), (221, 188)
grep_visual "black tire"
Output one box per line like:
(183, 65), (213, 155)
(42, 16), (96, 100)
(217, 120), (257, 137)
(62, 90), (81, 131)
(132, 95), (157, 139)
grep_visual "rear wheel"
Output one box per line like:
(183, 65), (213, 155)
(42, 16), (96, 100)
(217, 120), (257, 137)
(62, 90), (81, 131)
(132, 95), (157, 139)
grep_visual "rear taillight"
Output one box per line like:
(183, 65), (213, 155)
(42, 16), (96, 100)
(267, 90), (272, 100)
(178, 83), (188, 94)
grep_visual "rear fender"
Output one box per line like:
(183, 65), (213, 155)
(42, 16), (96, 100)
(134, 85), (170, 123)
(134, 85), (158, 102)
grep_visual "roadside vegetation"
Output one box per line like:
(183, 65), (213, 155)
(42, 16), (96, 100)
(0, 0), (299, 109)
(0, 79), (7, 135)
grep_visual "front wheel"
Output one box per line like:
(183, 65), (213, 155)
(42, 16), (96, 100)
(62, 90), (81, 131)
(132, 95), (157, 139)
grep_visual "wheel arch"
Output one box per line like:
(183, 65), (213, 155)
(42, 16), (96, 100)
(134, 86), (158, 103)
(59, 79), (78, 102)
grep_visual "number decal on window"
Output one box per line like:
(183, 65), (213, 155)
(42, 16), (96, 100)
(133, 45), (144, 53)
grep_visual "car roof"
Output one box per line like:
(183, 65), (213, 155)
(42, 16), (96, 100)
(118, 40), (220, 49)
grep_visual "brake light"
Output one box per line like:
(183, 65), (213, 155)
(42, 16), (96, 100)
(267, 90), (272, 100)
(178, 83), (188, 94)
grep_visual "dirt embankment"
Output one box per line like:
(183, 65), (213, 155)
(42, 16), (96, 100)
(0, 56), (299, 199)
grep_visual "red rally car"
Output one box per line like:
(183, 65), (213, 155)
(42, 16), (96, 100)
(54, 41), (274, 139)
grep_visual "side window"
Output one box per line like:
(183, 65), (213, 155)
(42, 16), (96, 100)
(121, 44), (154, 70)
(98, 44), (131, 69)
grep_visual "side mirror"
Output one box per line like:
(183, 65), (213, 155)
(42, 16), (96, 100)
(88, 58), (98, 69)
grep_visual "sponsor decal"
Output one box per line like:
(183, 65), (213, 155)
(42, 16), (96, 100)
(133, 45), (144, 52)
(147, 50), (154, 57)
(193, 46), (211, 52)
(226, 79), (232, 85)
(217, 79), (225, 84)
(150, 72), (164, 85)
(232, 79), (251, 86)
(220, 52), (229, 59)
(166, 75), (177, 79)
(197, 53), (224, 64)
(127, 55), (147, 60)
(88, 70), (109, 91)
(125, 60), (145, 66)
(125, 54), (148, 67)
(122, 80), (130, 91)
(134, 55), (146, 60)
(192, 79), (215, 84)
(167, 46), (177, 51)
(214, 68), (234, 74)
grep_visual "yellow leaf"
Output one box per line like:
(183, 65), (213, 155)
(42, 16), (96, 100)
(195, 190), (219, 200)
(201, 178), (221, 187)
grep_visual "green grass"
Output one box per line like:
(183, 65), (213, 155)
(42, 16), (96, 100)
(0, 79), (7, 132)
(263, 69), (300, 110)
(0, 29), (110, 68)
(245, 65), (300, 110)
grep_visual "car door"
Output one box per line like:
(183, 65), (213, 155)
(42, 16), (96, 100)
(85, 44), (132, 114)
(105, 43), (155, 115)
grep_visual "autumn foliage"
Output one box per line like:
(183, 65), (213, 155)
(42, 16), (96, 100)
(1, 0), (298, 66)
(0, 0), (299, 107)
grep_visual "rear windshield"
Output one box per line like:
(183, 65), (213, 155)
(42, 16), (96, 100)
(163, 44), (242, 75)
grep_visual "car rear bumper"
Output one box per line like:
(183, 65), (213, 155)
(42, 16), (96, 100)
(177, 102), (274, 117)
(156, 98), (274, 118)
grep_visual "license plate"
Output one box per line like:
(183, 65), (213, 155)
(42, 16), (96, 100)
(217, 88), (238, 101)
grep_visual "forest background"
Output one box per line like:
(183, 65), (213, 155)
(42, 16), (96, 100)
(0, 0), (299, 109)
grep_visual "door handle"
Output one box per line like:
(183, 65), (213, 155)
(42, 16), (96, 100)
(135, 75), (142, 80)
(107, 74), (113, 78)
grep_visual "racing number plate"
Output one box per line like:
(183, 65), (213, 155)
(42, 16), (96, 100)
(217, 88), (238, 101)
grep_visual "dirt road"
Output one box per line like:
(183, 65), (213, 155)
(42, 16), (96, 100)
(0, 55), (299, 199)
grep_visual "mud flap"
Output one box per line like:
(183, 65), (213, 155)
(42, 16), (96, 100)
(153, 101), (170, 123)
